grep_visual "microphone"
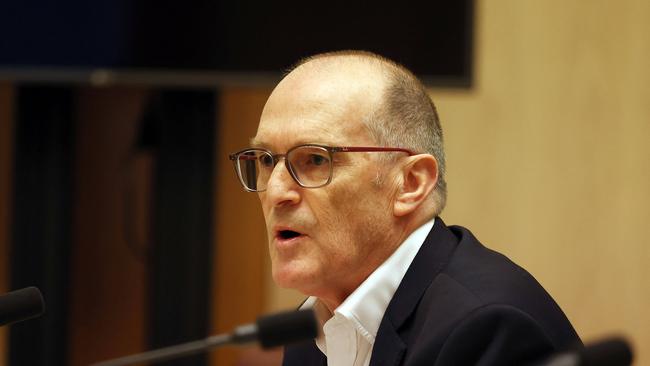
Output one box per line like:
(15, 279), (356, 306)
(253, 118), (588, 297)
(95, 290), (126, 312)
(92, 308), (318, 366)
(0, 286), (45, 327)
(538, 337), (633, 366)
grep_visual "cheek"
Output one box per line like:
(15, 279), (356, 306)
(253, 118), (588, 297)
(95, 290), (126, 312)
(316, 189), (375, 250)
(326, 177), (391, 223)
(326, 181), (394, 248)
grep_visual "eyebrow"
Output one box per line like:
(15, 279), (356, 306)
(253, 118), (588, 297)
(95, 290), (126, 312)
(249, 136), (264, 147)
(248, 137), (345, 150)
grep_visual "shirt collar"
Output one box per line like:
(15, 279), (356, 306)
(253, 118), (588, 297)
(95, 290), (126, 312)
(302, 218), (435, 345)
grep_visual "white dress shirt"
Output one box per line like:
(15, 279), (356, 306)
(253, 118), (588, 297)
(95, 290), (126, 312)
(301, 219), (435, 366)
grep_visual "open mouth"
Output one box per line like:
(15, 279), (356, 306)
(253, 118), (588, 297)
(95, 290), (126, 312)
(277, 230), (302, 240)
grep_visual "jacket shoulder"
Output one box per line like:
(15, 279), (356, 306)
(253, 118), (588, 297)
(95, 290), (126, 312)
(440, 225), (580, 348)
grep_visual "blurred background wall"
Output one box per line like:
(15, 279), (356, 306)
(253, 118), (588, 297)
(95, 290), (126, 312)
(435, 2), (650, 363)
(0, 0), (648, 365)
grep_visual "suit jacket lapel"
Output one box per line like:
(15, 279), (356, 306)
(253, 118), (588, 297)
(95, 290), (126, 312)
(370, 218), (458, 365)
(369, 322), (406, 366)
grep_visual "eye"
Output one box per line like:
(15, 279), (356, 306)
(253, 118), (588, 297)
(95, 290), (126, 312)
(308, 154), (328, 166)
(259, 154), (274, 167)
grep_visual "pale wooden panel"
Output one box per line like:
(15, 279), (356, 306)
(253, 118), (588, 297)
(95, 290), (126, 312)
(69, 87), (149, 366)
(432, 0), (650, 364)
(211, 88), (274, 365)
(0, 83), (14, 366)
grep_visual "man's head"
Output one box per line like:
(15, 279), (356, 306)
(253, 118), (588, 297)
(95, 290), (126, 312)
(246, 51), (445, 309)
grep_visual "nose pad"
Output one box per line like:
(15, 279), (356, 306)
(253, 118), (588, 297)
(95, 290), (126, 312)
(264, 159), (301, 206)
(266, 159), (298, 190)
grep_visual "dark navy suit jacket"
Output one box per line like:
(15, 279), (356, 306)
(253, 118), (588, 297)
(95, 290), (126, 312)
(283, 219), (581, 366)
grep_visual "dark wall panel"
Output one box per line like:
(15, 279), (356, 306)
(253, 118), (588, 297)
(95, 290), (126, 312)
(9, 86), (75, 366)
(148, 90), (216, 366)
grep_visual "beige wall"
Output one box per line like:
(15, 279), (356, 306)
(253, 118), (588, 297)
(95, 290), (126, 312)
(258, 0), (650, 363)
(434, 0), (649, 363)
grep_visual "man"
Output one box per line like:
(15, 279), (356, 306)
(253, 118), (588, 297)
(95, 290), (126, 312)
(229, 51), (580, 365)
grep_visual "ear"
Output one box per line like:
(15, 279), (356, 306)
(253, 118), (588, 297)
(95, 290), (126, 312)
(393, 155), (439, 217)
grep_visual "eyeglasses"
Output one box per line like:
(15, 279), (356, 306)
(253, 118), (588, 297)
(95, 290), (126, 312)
(229, 144), (415, 192)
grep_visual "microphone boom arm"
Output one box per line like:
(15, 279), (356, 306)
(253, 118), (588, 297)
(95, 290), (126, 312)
(91, 333), (232, 366)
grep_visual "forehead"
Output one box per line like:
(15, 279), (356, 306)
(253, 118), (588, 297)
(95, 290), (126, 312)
(253, 102), (368, 149)
(253, 64), (384, 149)
(253, 118), (346, 148)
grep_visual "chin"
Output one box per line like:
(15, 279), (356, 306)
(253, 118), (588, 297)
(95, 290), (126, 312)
(272, 263), (317, 293)
(272, 266), (302, 289)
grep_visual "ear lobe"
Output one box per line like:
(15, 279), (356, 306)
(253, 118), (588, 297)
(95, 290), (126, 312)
(393, 155), (438, 217)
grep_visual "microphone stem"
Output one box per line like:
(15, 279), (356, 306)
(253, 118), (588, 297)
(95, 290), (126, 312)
(91, 333), (232, 366)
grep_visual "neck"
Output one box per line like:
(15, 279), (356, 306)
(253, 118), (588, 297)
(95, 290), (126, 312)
(315, 214), (435, 311)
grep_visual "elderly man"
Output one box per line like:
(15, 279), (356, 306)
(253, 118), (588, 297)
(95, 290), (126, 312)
(229, 51), (580, 365)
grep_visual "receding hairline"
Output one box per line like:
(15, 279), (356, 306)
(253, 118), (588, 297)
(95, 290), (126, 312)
(284, 51), (427, 122)
(286, 50), (406, 80)
(264, 51), (398, 137)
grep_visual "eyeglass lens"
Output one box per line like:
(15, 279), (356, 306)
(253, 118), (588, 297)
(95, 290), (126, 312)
(236, 146), (332, 191)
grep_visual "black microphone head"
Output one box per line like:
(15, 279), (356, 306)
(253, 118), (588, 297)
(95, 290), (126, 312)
(0, 287), (45, 327)
(256, 309), (318, 349)
(579, 337), (633, 366)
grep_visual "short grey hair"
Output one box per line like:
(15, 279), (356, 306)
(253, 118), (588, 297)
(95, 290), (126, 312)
(292, 51), (447, 215)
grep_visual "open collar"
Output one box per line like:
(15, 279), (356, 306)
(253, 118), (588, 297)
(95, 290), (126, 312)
(369, 218), (459, 366)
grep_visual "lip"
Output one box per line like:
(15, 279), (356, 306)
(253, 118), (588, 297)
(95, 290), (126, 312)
(273, 226), (308, 250)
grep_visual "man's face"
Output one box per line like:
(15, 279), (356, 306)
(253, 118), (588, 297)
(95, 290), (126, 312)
(252, 69), (399, 304)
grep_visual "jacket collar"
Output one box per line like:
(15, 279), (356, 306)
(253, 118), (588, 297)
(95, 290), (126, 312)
(369, 218), (459, 366)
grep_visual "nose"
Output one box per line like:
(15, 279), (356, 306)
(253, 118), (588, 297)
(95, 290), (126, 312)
(262, 159), (301, 207)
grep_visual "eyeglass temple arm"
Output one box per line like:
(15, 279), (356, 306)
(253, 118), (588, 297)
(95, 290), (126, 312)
(335, 147), (416, 155)
(230, 154), (257, 161)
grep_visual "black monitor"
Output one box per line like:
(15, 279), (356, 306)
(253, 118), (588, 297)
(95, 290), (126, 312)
(0, 0), (474, 87)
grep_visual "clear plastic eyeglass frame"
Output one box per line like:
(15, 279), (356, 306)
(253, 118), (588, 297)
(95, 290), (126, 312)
(229, 144), (415, 192)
